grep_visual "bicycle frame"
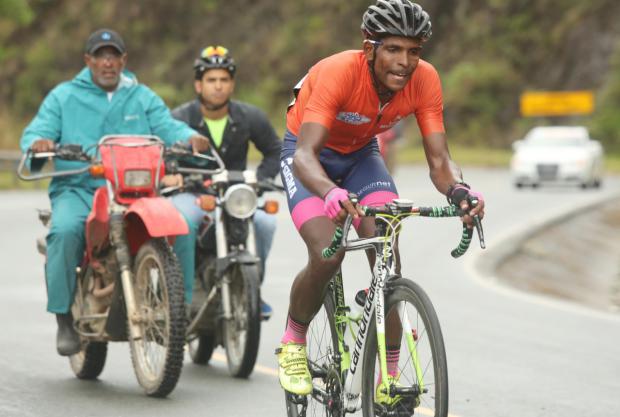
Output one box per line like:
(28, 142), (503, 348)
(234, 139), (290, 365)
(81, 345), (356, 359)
(326, 206), (421, 413)
(295, 198), (483, 415)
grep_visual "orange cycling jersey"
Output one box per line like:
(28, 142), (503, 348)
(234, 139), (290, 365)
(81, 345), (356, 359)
(287, 50), (445, 154)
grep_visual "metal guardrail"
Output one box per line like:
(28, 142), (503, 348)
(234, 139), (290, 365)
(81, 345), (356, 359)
(0, 150), (22, 187)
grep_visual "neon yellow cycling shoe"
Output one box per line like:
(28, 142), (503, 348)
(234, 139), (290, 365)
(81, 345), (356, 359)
(375, 375), (402, 407)
(276, 342), (313, 395)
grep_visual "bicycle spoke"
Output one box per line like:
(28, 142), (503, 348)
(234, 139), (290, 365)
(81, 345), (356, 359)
(363, 280), (447, 417)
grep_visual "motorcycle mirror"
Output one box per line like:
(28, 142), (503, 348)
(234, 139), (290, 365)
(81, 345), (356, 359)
(263, 200), (279, 214)
(198, 195), (217, 212)
(89, 163), (105, 178)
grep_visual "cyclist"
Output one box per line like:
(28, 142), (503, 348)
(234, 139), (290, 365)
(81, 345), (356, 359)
(276, 0), (485, 399)
(19, 29), (210, 356)
(169, 46), (282, 320)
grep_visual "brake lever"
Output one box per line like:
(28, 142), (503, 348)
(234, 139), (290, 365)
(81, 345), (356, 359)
(473, 215), (485, 249)
(469, 197), (486, 249)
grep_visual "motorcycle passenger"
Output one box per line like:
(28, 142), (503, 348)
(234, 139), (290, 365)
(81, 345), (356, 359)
(19, 29), (210, 357)
(169, 45), (282, 320)
(275, 0), (485, 399)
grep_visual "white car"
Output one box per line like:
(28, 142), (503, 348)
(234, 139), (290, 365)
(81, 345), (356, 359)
(510, 126), (604, 189)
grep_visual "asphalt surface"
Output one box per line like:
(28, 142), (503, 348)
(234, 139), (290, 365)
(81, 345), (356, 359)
(496, 196), (620, 313)
(1, 166), (619, 417)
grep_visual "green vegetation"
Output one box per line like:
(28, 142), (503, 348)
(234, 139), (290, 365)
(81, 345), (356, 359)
(1, 0), (620, 163)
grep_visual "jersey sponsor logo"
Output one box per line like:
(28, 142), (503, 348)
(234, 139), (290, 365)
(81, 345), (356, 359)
(281, 158), (297, 198)
(124, 114), (139, 122)
(336, 112), (371, 125)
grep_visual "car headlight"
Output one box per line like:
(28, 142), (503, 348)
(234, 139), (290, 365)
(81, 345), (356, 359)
(124, 170), (152, 187)
(223, 184), (257, 219)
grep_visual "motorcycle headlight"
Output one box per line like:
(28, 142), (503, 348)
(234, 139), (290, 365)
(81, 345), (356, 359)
(124, 170), (152, 187)
(223, 184), (257, 219)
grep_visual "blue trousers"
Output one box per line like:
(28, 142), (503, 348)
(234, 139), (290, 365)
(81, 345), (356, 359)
(46, 189), (93, 313)
(171, 192), (276, 304)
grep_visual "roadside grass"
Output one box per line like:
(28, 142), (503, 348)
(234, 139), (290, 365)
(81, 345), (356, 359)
(2, 145), (619, 190)
(395, 144), (620, 173)
(395, 143), (513, 167)
(0, 171), (48, 190)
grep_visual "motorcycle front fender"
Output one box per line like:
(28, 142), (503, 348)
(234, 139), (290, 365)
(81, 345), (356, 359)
(124, 197), (189, 255)
(215, 249), (259, 278)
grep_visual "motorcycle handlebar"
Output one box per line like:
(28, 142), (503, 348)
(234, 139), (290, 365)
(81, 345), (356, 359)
(164, 142), (225, 176)
(17, 145), (93, 181)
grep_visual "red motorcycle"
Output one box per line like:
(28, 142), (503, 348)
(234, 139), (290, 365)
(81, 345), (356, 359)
(18, 135), (221, 397)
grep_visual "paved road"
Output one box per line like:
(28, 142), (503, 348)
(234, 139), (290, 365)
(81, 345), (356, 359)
(1, 166), (619, 417)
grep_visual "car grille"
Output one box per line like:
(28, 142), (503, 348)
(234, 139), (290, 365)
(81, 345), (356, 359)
(537, 164), (558, 180)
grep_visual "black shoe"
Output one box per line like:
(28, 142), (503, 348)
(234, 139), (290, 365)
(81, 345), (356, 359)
(56, 313), (81, 356)
(260, 299), (273, 321)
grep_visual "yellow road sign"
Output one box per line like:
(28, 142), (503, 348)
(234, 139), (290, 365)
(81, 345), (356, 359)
(520, 91), (594, 117)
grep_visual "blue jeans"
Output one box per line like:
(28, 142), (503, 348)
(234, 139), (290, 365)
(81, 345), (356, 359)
(171, 192), (276, 304)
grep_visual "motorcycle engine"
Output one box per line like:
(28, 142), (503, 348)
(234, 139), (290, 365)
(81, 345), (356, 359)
(74, 250), (119, 335)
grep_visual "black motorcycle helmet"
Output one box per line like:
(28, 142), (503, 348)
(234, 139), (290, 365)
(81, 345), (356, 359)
(361, 0), (432, 41)
(193, 45), (237, 80)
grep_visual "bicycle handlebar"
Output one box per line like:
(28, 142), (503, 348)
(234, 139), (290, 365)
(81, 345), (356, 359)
(321, 202), (485, 259)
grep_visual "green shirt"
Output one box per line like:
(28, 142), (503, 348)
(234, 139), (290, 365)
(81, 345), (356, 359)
(205, 116), (228, 148)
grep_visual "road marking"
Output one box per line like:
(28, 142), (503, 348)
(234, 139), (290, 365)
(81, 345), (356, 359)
(211, 352), (461, 417)
(212, 351), (279, 376)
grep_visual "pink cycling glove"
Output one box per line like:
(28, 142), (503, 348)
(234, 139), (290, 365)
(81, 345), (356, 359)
(447, 183), (484, 206)
(323, 187), (349, 220)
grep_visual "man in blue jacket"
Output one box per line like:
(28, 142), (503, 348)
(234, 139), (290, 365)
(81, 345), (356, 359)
(20, 29), (210, 356)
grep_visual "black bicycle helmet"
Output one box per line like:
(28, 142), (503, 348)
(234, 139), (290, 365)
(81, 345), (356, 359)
(193, 45), (236, 80)
(361, 0), (432, 41)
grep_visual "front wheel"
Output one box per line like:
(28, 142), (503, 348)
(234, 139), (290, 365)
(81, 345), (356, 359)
(223, 263), (261, 378)
(128, 238), (186, 397)
(361, 278), (448, 417)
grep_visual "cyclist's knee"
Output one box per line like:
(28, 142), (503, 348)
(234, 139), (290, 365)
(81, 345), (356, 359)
(309, 248), (344, 274)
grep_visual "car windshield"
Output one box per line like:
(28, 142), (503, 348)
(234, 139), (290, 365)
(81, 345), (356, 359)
(524, 127), (588, 147)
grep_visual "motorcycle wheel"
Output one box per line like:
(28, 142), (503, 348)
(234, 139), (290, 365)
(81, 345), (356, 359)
(70, 342), (108, 380)
(188, 332), (215, 364)
(69, 267), (108, 379)
(128, 238), (185, 397)
(223, 263), (261, 378)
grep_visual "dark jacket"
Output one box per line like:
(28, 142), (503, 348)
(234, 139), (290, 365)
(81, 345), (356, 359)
(172, 99), (281, 180)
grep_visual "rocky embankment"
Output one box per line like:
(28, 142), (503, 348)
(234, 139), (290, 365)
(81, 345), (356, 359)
(496, 197), (620, 314)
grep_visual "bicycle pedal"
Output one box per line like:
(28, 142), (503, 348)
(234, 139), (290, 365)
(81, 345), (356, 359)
(286, 391), (308, 405)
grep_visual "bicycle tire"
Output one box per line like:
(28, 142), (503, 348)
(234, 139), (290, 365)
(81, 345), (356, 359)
(361, 278), (448, 417)
(285, 286), (342, 417)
